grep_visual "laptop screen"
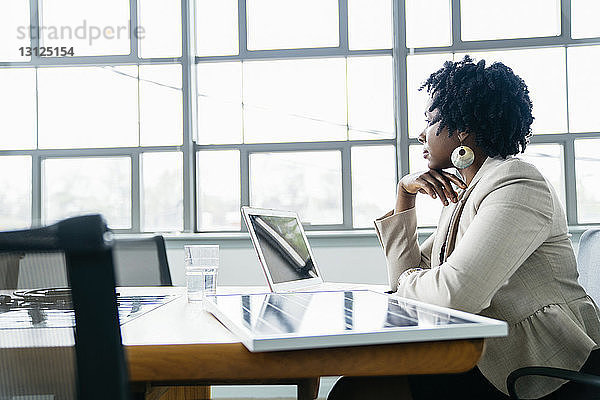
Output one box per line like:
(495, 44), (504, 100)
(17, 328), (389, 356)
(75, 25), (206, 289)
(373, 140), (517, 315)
(246, 214), (318, 284)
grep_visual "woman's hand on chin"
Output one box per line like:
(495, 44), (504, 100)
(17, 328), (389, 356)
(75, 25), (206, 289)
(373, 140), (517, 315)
(397, 169), (467, 207)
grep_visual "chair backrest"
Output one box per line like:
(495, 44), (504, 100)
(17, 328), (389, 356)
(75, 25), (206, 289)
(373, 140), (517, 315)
(113, 235), (172, 286)
(577, 229), (600, 306)
(0, 214), (129, 400)
(0, 253), (20, 289)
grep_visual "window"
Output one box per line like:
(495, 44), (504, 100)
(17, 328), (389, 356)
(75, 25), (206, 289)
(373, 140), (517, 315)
(196, 0), (396, 231)
(403, 0), (600, 228)
(567, 45), (600, 133)
(0, 156), (31, 230)
(352, 145), (396, 228)
(246, 0), (339, 50)
(405, 0), (451, 48)
(42, 157), (132, 228)
(141, 152), (183, 231)
(37, 66), (139, 149)
(575, 139), (600, 223)
(196, 150), (240, 230)
(0, 68), (36, 149)
(241, 58), (348, 143)
(1, 0), (599, 233)
(0, 0), (183, 232)
(249, 151), (343, 225)
(0, 0), (30, 61)
(348, 0), (393, 50)
(460, 0), (561, 41)
(571, 0), (600, 39)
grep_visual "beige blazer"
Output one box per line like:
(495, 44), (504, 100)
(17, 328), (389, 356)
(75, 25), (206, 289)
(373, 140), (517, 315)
(374, 155), (600, 398)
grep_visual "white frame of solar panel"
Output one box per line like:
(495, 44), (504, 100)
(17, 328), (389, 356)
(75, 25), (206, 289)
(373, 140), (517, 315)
(206, 290), (508, 352)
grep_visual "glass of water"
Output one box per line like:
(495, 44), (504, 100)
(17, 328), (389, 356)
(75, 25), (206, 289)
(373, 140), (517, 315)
(184, 245), (219, 303)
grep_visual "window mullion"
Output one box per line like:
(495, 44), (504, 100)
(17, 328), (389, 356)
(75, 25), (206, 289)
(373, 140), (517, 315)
(238, 0), (248, 57)
(240, 148), (250, 232)
(29, 0), (40, 58)
(182, 0), (197, 232)
(32, 64), (41, 227)
(129, 0), (139, 57)
(451, 0), (462, 47)
(32, 153), (42, 226)
(341, 144), (353, 228)
(338, 0), (349, 51)
(561, 0), (572, 41)
(394, 0), (409, 179)
(131, 152), (141, 232)
(564, 138), (578, 225)
(563, 43), (575, 225)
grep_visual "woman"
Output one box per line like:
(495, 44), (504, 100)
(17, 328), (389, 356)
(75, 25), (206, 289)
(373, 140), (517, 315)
(328, 56), (600, 399)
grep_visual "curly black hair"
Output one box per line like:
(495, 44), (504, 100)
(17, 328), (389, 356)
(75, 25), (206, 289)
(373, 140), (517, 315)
(420, 55), (534, 158)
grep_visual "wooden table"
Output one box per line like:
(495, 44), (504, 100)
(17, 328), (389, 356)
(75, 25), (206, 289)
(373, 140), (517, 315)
(1, 286), (485, 400)
(121, 287), (484, 399)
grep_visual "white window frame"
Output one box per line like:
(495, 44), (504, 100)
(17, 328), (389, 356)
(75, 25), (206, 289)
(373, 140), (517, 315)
(1, 0), (599, 233)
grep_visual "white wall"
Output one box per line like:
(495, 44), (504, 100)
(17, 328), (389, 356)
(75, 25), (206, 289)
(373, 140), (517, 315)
(165, 235), (390, 288)
(165, 230), (585, 288)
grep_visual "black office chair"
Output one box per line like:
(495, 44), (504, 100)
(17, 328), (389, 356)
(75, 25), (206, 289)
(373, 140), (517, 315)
(507, 230), (600, 399)
(0, 214), (129, 400)
(113, 235), (172, 286)
(507, 367), (600, 399)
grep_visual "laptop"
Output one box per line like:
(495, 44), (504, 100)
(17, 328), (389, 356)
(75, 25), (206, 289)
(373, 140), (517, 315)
(241, 206), (390, 293)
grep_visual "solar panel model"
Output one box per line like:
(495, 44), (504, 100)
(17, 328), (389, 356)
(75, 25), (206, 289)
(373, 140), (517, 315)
(206, 290), (508, 352)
